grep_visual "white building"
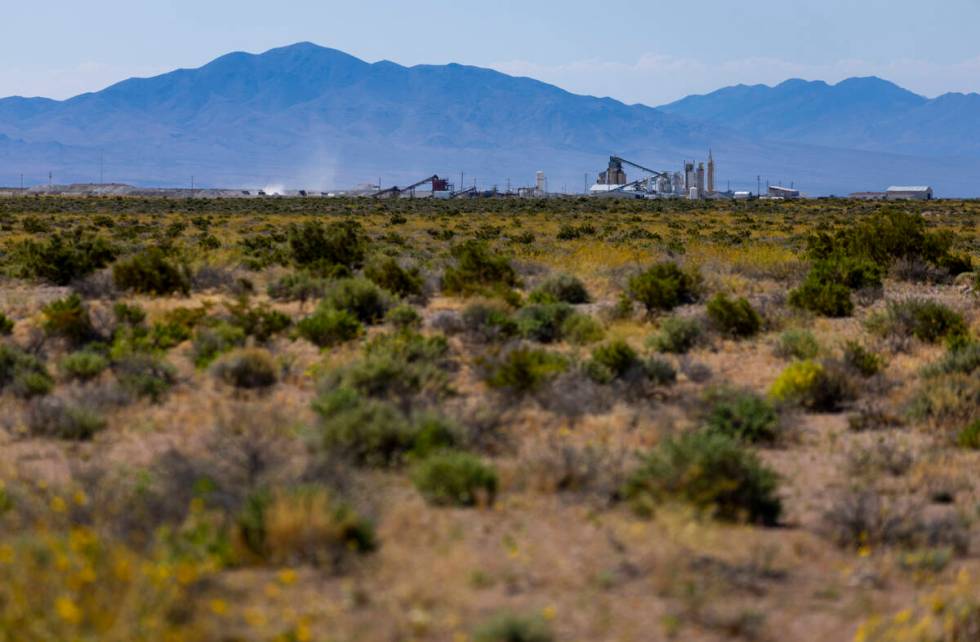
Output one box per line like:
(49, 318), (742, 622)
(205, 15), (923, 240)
(886, 186), (933, 201)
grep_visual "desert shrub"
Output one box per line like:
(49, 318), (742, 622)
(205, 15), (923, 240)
(701, 388), (780, 444)
(288, 219), (366, 272)
(327, 331), (453, 404)
(191, 322), (247, 367)
(842, 341), (884, 377)
(956, 420), (980, 449)
(822, 488), (969, 552)
(112, 247), (191, 295)
(314, 388), (413, 466)
(236, 485), (375, 567)
(364, 257), (424, 298)
(627, 262), (700, 313)
(296, 305), (362, 348)
(473, 613), (554, 642)
(9, 233), (116, 285)
(854, 580), (980, 642)
(624, 430), (782, 525)
(769, 359), (853, 411)
(644, 357), (677, 385)
(867, 298), (967, 344)
(113, 353), (176, 403)
(60, 350), (109, 382)
(386, 304), (422, 330)
(514, 303), (574, 343)
(212, 348), (278, 389)
(26, 397), (106, 440)
(649, 316), (703, 354)
(312, 388), (456, 466)
(560, 313), (605, 345)
(42, 294), (96, 346)
(774, 329), (820, 360)
(0, 344), (53, 398)
(529, 274), (590, 304)
(481, 346), (568, 394)
(323, 278), (391, 324)
(921, 341), (980, 378)
(412, 451), (498, 507)
(909, 373), (980, 430)
(0, 312), (13, 335)
(442, 240), (518, 296)
(587, 340), (640, 383)
(225, 299), (291, 342)
(267, 270), (328, 302)
(788, 276), (854, 317)
(706, 293), (761, 338)
(461, 300), (518, 342)
(113, 302), (147, 326)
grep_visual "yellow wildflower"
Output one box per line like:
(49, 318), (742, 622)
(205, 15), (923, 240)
(55, 595), (82, 624)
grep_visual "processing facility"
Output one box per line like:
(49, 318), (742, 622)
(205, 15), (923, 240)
(590, 152), (720, 199)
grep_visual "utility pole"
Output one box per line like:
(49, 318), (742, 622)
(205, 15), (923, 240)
(506, 178), (511, 194)
(584, 173), (588, 194)
(460, 172), (464, 192)
(191, 176), (195, 191)
(99, 152), (104, 185)
(49, 171), (52, 188)
(756, 175), (760, 197)
(20, 173), (23, 190)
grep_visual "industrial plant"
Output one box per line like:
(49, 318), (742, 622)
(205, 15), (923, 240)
(588, 152), (727, 200)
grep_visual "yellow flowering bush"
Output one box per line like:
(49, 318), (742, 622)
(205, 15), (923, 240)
(854, 570), (980, 642)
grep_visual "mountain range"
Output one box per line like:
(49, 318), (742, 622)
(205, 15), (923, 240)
(1, 42), (979, 196)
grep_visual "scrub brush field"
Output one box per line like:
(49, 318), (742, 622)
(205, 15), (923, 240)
(0, 195), (978, 642)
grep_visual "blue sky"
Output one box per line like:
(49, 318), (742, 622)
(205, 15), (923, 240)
(3, 0), (979, 104)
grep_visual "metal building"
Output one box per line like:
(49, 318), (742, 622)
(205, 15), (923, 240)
(885, 186), (933, 201)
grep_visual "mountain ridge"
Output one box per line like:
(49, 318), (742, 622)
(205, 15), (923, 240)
(1, 42), (980, 195)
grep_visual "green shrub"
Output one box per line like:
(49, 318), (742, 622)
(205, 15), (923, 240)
(327, 331), (453, 403)
(461, 301), (518, 342)
(529, 274), (590, 304)
(386, 304), (422, 330)
(560, 313), (605, 345)
(212, 348), (279, 389)
(314, 388), (410, 465)
(442, 240), (518, 296)
(27, 397), (106, 440)
(514, 303), (574, 343)
(788, 277), (854, 317)
(42, 294), (96, 346)
(0, 345), (53, 398)
(921, 342), (980, 378)
(627, 262), (700, 313)
(644, 357), (677, 385)
(113, 248), (191, 295)
(323, 278), (391, 324)
(955, 420), (980, 449)
(412, 451), (498, 507)
(0, 312), (13, 336)
(113, 302), (147, 326)
(774, 329), (820, 360)
(769, 359), (853, 411)
(701, 388), (780, 444)
(267, 271), (328, 302)
(113, 354), (176, 403)
(649, 316), (703, 354)
(60, 350), (109, 382)
(10, 233), (116, 285)
(226, 299), (292, 342)
(624, 430), (781, 525)
(843, 341), (884, 377)
(296, 306), (362, 348)
(191, 322), (247, 368)
(365, 257), (424, 298)
(473, 613), (554, 642)
(288, 220), (366, 272)
(909, 342), (980, 430)
(481, 347), (567, 394)
(587, 340), (640, 383)
(867, 299), (967, 344)
(706, 293), (761, 338)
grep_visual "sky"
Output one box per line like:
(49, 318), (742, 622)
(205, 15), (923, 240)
(2, 0), (979, 105)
